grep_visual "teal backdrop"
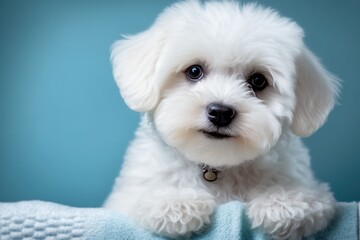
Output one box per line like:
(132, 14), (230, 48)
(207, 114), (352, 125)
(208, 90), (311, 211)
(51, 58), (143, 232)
(0, 0), (359, 207)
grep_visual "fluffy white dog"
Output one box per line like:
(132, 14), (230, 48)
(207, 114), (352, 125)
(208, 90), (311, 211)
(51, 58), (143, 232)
(104, 1), (340, 239)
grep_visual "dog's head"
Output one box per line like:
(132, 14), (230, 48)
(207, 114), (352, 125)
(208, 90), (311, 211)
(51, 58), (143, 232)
(111, 1), (339, 167)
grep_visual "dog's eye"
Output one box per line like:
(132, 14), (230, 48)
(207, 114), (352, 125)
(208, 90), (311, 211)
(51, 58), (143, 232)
(185, 65), (204, 82)
(247, 73), (268, 91)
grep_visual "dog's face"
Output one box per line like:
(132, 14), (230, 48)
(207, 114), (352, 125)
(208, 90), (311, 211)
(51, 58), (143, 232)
(111, 1), (339, 167)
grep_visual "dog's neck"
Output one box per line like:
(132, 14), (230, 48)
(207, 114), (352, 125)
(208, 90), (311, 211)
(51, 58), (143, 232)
(140, 113), (295, 183)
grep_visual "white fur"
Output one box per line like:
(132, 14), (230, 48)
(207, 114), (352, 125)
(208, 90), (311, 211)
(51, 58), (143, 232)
(105, 1), (340, 239)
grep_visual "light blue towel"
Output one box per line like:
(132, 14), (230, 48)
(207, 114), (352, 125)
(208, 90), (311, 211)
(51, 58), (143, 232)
(0, 201), (358, 239)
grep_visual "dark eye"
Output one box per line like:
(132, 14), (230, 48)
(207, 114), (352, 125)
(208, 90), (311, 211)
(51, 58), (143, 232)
(185, 65), (204, 82)
(247, 73), (268, 91)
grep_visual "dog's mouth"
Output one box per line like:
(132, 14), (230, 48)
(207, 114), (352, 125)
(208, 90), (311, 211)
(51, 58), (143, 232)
(200, 130), (234, 140)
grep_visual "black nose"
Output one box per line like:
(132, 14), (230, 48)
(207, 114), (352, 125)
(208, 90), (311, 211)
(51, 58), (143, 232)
(207, 103), (236, 127)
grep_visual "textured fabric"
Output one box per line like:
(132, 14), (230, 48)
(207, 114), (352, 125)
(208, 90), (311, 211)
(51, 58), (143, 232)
(0, 201), (357, 239)
(305, 202), (358, 240)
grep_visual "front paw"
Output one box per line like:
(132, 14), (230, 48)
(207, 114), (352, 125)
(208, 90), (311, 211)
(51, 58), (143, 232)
(247, 188), (335, 240)
(134, 189), (216, 238)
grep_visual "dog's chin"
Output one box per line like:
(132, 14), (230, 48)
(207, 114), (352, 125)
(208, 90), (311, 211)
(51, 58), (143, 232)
(200, 130), (235, 140)
(156, 127), (271, 168)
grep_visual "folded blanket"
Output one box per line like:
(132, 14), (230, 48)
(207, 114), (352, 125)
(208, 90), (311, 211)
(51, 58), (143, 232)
(0, 201), (358, 239)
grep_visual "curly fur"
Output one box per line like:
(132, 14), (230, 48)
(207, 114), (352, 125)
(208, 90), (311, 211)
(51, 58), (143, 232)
(104, 1), (340, 239)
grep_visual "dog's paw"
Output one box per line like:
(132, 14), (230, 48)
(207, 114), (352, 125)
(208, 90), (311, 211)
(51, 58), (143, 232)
(247, 188), (335, 240)
(134, 188), (216, 238)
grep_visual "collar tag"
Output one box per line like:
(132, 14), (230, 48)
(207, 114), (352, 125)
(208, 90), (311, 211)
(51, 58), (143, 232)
(202, 165), (218, 182)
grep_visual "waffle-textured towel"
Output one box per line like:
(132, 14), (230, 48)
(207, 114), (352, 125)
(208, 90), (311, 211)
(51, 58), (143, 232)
(0, 201), (358, 239)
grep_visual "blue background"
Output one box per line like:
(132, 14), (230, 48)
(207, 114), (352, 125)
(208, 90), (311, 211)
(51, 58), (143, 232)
(0, 0), (359, 207)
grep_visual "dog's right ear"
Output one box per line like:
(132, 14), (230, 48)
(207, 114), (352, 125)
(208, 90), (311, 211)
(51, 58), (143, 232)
(111, 26), (166, 112)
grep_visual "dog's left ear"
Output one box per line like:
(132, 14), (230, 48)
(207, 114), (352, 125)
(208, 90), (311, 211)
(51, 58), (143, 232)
(291, 46), (340, 137)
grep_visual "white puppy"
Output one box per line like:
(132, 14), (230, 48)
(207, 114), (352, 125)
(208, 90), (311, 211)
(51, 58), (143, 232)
(104, 1), (340, 239)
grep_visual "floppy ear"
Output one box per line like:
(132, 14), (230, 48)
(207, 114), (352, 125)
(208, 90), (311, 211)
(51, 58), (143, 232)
(291, 46), (340, 137)
(111, 26), (166, 112)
